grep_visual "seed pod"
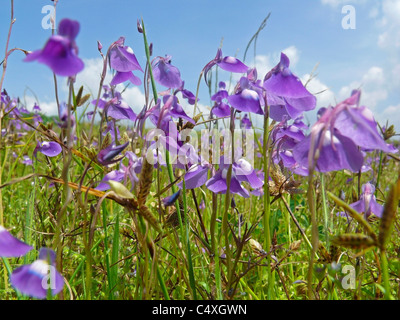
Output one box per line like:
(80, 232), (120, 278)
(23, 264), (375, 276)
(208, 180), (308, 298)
(289, 240), (302, 252)
(249, 239), (266, 255)
(331, 234), (376, 249)
(108, 180), (134, 199)
(138, 156), (153, 206)
(378, 177), (400, 250)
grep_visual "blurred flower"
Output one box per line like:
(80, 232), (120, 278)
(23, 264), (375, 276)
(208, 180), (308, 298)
(97, 142), (129, 166)
(25, 19), (84, 76)
(33, 141), (62, 158)
(339, 182), (383, 219)
(0, 225), (33, 258)
(10, 248), (64, 299)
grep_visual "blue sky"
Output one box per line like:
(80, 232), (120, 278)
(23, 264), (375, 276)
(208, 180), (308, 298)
(1, 0), (399, 130)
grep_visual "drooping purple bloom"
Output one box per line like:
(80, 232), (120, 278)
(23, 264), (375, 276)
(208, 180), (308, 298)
(152, 55), (183, 89)
(10, 248), (64, 299)
(339, 183), (383, 219)
(206, 158), (263, 198)
(0, 225), (33, 258)
(33, 141), (62, 158)
(203, 49), (249, 85)
(57, 103), (76, 129)
(264, 53), (316, 121)
(293, 90), (391, 174)
(211, 82), (231, 118)
(228, 71), (264, 115)
(162, 190), (181, 207)
(92, 89), (137, 122)
(97, 142), (129, 166)
(240, 114), (252, 129)
(293, 123), (364, 173)
(109, 37), (143, 86)
(24, 19), (84, 77)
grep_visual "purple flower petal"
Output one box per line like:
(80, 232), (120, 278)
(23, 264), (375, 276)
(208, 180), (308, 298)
(97, 142), (129, 166)
(152, 56), (183, 89)
(11, 258), (64, 299)
(0, 226), (33, 258)
(34, 141), (62, 158)
(25, 35), (84, 77)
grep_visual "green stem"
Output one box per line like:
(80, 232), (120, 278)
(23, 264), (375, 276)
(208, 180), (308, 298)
(262, 108), (274, 299)
(381, 250), (393, 300)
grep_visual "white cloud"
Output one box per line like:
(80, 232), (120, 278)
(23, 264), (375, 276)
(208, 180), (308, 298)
(282, 46), (300, 68)
(301, 74), (336, 108)
(338, 66), (388, 109)
(321, 0), (367, 8)
(377, 104), (400, 131)
(23, 95), (58, 116)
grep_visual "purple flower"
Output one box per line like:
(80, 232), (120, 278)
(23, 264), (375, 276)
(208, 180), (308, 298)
(0, 225), (33, 258)
(339, 183), (383, 219)
(24, 19), (84, 77)
(33, 141), (62, 158)
(228, 72), (264, 115)
(293, 123), (364, 173)
(92, 90), (137, 122)
(152, 55), (183, 89)
(263, 53), (316, 121)
(240, 114), (252, 129)
(211, 82), (231, 118)
(10, 248), (64, 299)
(162, 190), (181, 207)
(57, 103), (76, 129)
(96, 169), (125, 191)
(293, 90), (391, 174)
(97, 142), (129, 166)
(109, 37), (143, 86)
(21, 155), (33, 166)
(206, 158), (263, 198)
(203, 49), (249, 84)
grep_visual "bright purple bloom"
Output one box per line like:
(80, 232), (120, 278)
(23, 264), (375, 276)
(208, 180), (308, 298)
(92, 89), (137, 122)
(152, 55), (183, 89)
(228, 71), (264, 115)
(10, 248), (64, 299)
(206, 158), (263, 198)
(97, 142), (129, 166)
(33, 141), (62, 158)
(293, 90), (391, 173)
(25, 19), (84, 77)
(339, 183), (383, 219)
(0, 225), (33, 258)
(109, 37), (143, 86)
(211, 82), (231, 118)
(203, 49), (249, 85)
(264, 53), (316, 121)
